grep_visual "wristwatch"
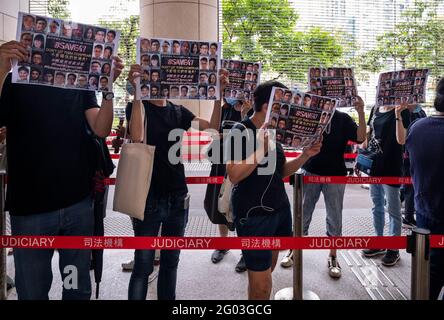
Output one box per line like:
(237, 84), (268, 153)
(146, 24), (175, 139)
(102, 91), (115, 101)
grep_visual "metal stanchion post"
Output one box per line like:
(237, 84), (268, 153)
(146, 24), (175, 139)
(0, 171), (7, 300)
(275, 172), (319, 300)
(407, 228), (430, 300)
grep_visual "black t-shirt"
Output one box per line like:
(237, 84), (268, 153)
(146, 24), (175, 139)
(126, 101), (195, 197)
(228, 118), (289, 219)
(0, 74), (99, 216)
(303, 110), (360, 176)
(207, 104), (253, 163)
(369, 107), (410, 179)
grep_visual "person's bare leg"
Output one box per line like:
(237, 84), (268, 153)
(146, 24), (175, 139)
(271, 250), (280, 272)
(219, 224), (228, 237)
(330, 249), (337, 257)
(248, 269), (272, 300)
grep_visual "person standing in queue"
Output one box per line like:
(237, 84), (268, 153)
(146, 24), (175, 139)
(406, 78), (444, 300)
(126, 64), (228, 300)
(205, 97), (253, 273)
(280, 96), (366, 278)
(0, 40), (124, 299)
(361, 101), (411, 266)
(226, 81), (321, 300)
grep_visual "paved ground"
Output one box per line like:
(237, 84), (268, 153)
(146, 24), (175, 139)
(4, 164), (412, 300)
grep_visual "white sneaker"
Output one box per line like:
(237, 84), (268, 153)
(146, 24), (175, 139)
(328, 256), (342, 279)
(280, 250), (293, 268)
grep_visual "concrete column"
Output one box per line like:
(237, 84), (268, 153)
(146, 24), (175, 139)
(139, 0), (219, 119)
(0, 0), (29, 45)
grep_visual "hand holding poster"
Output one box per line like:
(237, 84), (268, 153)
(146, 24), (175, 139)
(266, 87), (337, 149)
(308, 67), (357, 108)
(136, 37), (221, 100)
(12, 12), (120, 92)
(376, 69), (429, 107)
(221, 59), (261, 102)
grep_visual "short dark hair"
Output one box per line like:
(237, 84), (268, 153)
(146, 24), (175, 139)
(36, 18), (46, 24)
(253, 81), (287, 112)
(434, 78), (444, 112)
(18, 66), (28, 73)
(107, 30), (116, 37)
(34, 34), (44, 42)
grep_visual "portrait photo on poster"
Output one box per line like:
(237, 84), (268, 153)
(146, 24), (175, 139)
(375, 68), (429, 107)
(11, 12), (121, 92)
(136, 37), (221, 101)
(266, 87), (337, 149)
(221, 59), (261, 104)
(308, 67), (358, 108)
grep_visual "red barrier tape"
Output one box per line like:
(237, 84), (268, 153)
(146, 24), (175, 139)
(303, 176), (412, 185)
(103, 177), (290, 185)
(109, 153), (358, 160)
(107, 140), (211, 146)
(3, 236), (442, 250)
(104, 176), (410, 186)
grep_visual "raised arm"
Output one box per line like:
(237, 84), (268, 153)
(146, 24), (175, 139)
(0, 41), (28, 96)
(395, 104), (408, 145)
(85, 56), (125, 137)
(126, 64), (145, 142)
(354, 96), (367, 143)
(226, 123), (268, 185)
(282, 139), (322, 178)
(191, 69), (229, 131)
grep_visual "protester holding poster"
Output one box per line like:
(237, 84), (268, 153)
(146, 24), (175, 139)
(136, 37), (221, 101)
(221, 59), (261, 103)
(12, 12), (120, 93)
(0, 29), (125, 301)
(375, 69), (429, 107)
(205, 97), (253, 273)
(266, 88), (337, 149)
(280, 96), (366, 278)
(361, 100), (411, 266)
(226, 81), (322, 300)
(125, 64), (228, 300)
(308, 67), (358, 108)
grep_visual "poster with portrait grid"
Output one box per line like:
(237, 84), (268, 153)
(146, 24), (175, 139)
(136, 37), (221, 100)
(13, 12), (120, 92)
(266, 87), (337, 149)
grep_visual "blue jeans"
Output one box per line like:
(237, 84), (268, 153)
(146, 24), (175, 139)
(10, 196), (94, 300)
(370, 184), (401, 241)
(416, 214), (444, 300)
(302, 171), (345, 237)
(128, 192), (189, 300)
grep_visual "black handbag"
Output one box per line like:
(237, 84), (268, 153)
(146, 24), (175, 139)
(356, 108), (384, 176)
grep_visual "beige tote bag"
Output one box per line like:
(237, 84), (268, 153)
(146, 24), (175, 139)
(113, 110), (155, 221)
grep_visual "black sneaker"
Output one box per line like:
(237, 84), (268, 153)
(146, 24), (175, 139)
(402, 216), (416, 229)
(235, 255), (247, 273)
(362, 248), (387, 257)
(382, 250), (400, 266)
(6, 276), (14, 291)
(211, 249), (229, 264)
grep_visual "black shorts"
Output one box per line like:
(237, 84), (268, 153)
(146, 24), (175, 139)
(235, 205), (292, 272)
